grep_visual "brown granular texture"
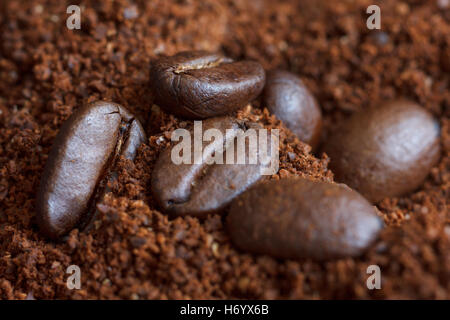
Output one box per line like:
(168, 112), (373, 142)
(0, 0), (449, 299)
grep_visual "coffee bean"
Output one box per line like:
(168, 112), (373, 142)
(323, 99), (440, 203)
(262, 70), (322, 149)
(227, 178), (383, 260)
(151, 116), (273, 218)
(36, 101), (146, 239)
(150, 51), (265, 119)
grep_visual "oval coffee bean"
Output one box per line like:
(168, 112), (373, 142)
(151, 116), (273, 218)
(36, 101), (146, 239)
(150, 51), (265, 119)
(262, 70), (322, 149)
(227, 178), (383, 260)
(323, 99), (440, 203)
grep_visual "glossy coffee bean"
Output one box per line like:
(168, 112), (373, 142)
(150, 51), (265, 119)
(151, 116), (272, 218)
(227, 178), (383, 260)
(262, 70), (322, 149)
(36, 101), (146, 239)
(323, 99), (440, 203)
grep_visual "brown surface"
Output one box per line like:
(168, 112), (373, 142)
(263, 70), (322, 149)
(151, 116), (268, 219)
(227, 178), (383, 260)
(150, 51), (265, 119)
(36, 101), (145, 239)
(323, 99), (441, 203)
(0, 0), (449, 299)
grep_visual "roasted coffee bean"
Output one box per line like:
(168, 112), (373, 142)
(227, 178), (383, 260)
(36, 101), (146, 239)
(150, 51), (265, 119)
(151, 116), (274, 218)
(262, 70), (322, 149)
(323, 99), (441, 203)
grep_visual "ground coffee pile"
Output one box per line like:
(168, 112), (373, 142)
(0, 0), (449, 299)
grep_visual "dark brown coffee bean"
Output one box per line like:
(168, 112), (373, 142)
(36, 101), (146, 239)
(323, 99), (440, 203)
(151, 116), (274, 218)
(150, 51), (265, 119)
(262, 70), (322, 149)
(227, 178), (383, 260)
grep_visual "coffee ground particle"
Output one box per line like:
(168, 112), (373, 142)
(0, 0), (449, 299)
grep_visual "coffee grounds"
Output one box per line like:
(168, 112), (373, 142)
(0, 0), (449, 299)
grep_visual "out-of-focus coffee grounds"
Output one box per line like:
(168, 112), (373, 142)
(0, 0), (448, 299)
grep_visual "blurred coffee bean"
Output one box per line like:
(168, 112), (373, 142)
(150, 51), (265, 119)
(37, 101), (146, 239)
(262, 70), (322, 149)
(323, 99), (441, 203)
(227, 178), (383, 260)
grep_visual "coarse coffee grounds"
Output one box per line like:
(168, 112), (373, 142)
(0, 0), (449, 299)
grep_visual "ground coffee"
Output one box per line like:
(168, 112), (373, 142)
(0, 0), (448, 299)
